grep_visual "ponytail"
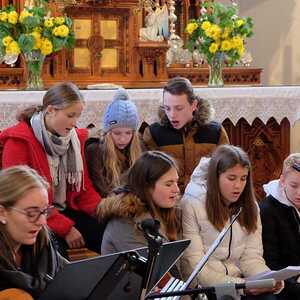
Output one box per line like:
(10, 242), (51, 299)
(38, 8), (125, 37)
(17, 105), (43, 123)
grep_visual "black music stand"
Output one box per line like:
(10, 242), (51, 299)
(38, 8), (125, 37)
(38, 239), (190, 300)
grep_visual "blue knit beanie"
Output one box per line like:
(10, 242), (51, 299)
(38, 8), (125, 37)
(103, 88), (139, 132)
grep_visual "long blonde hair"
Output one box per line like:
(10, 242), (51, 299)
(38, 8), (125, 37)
(103, 131), (142, 188)
(0, 166), (49, 267)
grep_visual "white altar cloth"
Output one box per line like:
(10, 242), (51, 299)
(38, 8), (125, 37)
(0, 86), (300, 130)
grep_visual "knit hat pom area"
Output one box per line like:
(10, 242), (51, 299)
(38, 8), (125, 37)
(112, 88), (130, 101)
(103, 88), (139, 132)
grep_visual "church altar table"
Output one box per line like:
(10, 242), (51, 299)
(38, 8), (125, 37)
(0, 85), (300, 130)
(0, 85), (299, 199)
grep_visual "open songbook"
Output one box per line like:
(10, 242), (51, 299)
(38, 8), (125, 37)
(248, 266), (300, 282)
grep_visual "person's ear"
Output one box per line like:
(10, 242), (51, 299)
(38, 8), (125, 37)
(0, 205), (7, 224)
(46, 105), (56, 115)
(191, 100), (198, 112)
(279, 174), (286, 188)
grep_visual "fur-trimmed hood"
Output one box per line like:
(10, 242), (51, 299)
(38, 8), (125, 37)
(158, 98), (214, 127)
(97, 192), (149, 222)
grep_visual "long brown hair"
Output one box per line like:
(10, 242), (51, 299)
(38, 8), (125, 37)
(102, 131), (142, 188)
(17, 82), (85, 123)
(123, 151), (179, 241)
(0, 166), (49, 267)
(206, 145), (258, 233)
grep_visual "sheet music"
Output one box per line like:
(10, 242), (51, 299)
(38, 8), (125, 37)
(248, 266), (300, 281)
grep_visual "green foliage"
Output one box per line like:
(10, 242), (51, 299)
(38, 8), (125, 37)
(18, 34), (35, 53)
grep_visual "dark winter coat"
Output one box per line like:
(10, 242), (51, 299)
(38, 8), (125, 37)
(142, 99), (229, 192)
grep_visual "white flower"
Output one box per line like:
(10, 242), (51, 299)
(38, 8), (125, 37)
(198, 37), (204, 43)
(200, 7), (207, 15)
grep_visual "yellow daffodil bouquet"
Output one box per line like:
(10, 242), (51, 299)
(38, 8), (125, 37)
(185, 2), (253, 66)
(0, 3), (75, 89)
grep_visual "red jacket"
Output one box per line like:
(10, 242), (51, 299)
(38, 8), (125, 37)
(0, 122), (101, 237)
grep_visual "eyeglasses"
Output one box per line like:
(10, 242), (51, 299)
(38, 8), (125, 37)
(9, 206), (54, 223)
(292, 162), (300, 172)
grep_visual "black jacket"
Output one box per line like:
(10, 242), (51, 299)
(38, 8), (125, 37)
(0, 241), (66, 299)
(260, 195), (300, 299)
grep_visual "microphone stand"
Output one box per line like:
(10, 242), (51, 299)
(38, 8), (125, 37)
(139, 231), (163, 300)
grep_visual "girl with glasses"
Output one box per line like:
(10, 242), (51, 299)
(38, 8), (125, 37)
(0, 165), (66, 299)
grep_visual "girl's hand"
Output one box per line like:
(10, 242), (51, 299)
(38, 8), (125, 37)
(245, 280), (284, 295)
(65, 226), (85, 249)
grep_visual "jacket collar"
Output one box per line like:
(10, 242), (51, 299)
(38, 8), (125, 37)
(263, 180), (300, 217)
(158, 98), (213, 127)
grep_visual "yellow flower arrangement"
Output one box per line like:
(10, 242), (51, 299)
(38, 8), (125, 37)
(0, 5), (74, 60)
(0, 3), (75, 89)
(185, 2), (253, 66)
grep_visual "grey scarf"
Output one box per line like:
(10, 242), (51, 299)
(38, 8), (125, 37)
(30, 111), (83, 207)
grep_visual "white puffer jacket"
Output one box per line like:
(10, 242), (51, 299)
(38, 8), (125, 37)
(181, 158), (270, 287)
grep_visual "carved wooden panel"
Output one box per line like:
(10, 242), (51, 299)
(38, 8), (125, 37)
(168, 67), (262, 85)
(175, 0), (210, 42)
(65, 6), (130, 80)
(135, 41), (169, 84)
(0, 67), (24, 88)
(222, 117), (290, 200)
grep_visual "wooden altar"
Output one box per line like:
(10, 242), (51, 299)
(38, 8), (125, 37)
(0, 0), (262, 88)
(168, 66), (262, 85)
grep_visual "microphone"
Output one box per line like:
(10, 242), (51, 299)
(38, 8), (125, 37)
(214, 278), (276, 300)
(243, 278), (275, 290)
(138, 219), (160, 233)
(137, 219), (163, 242)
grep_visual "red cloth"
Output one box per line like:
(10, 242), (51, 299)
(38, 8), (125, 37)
(0, 122), (101, 237)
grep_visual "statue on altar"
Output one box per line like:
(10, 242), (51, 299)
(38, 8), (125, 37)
(139, 1), (169, 42)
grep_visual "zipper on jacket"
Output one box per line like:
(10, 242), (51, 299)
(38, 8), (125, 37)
(226, 217), (233, 260)
(222, 217), (233, 276)
(222, 261), (229, 275)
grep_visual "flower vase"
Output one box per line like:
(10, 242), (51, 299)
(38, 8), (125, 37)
(208, 54), (224, 87)
(23, 51), (45, 90)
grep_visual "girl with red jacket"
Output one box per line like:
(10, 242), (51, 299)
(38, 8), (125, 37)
(0, 82), (103, 258)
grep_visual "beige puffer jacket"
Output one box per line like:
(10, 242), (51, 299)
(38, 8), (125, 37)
(181, 158), (270, 287)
